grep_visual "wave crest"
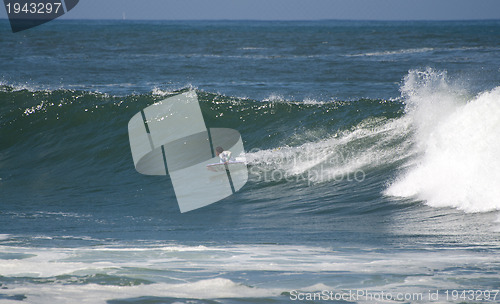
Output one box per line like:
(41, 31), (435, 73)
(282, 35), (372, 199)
(386, 69), (500, 212)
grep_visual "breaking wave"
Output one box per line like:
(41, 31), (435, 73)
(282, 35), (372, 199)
(1, 68), (499, 213)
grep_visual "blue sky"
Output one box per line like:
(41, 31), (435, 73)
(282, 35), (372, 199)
(1, 0), (500, 20)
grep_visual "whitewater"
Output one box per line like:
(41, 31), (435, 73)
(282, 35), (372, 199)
(386, 69), (500, 212)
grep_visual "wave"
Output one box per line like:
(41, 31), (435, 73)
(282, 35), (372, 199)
(347, 46), (500, 57)
(0, 84), (402, 199)
(385, 68), (500, 213)
(239, 69), (500, 213)
(2, 70), (499, 213)
(349, 47), (435, 57)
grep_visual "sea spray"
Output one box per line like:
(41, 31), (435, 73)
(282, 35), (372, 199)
(386, 69), (500, 212)
(245, 111), (413, 185)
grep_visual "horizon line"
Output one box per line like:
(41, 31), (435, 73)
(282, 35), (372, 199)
(1, 17), (500, 22)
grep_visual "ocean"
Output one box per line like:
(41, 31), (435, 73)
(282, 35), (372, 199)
(1, 19), (500, 303)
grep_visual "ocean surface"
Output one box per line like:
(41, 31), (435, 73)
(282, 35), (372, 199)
(1, 19), (500, 303)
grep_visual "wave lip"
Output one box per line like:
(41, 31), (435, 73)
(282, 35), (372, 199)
(386, 69), (500, 213)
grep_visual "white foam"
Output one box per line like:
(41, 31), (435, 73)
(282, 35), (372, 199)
(349, 47), (435, 57)
(5, 279), (280, 304)
(151, 87), (173, 96)
(0, 243), (441, 278)
(246, 114), (413, 184)
(303, 98), (325, 105)
(386, 69), (500, 213)
(1, 243), (499, 303)
(262, 93), (286, 103)
(348, 46), (498, 58)
(260, 95), (334, 105)
(151, 85), (196, 97)
(0, 81), (45, 92)
(239, 46), (267, 50)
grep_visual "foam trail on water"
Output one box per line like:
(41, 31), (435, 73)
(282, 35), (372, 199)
(6, 279), (281, 304)
(1, 243), (498, 303)
(246, 115), (413, 184)
(386, 69), (500, 212)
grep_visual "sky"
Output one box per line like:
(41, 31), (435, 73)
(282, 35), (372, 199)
(1, 0), (500, 21)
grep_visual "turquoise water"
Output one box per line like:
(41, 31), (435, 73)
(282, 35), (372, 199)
(1, 19), (500, 303)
